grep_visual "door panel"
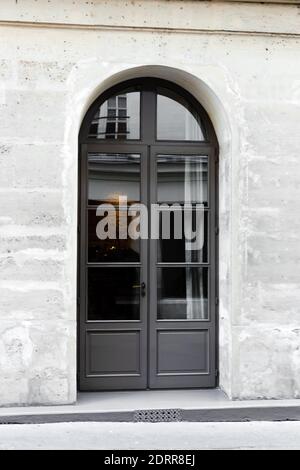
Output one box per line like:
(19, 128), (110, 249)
(87, 330), (141, 375)
(79, 145), (148, 391)
(157, 330), (209, 373)
(149, 146), (216, 388)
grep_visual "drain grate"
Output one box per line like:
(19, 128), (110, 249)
(134, 408), (182, 423)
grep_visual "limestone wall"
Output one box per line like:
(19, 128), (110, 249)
(0, 0), (300, 404)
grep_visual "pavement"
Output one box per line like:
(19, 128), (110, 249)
(1, 390), (300, 423)
(0, 421), (300, 450)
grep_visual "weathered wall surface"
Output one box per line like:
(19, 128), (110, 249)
(1, 0), (300, 35)
(0, 0), (300, 404)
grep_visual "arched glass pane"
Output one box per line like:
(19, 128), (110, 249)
(157, 89), (205, 141)
(88, 90), (140, 140)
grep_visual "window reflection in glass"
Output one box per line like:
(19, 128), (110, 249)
(157, 267), (208, 320)
(88, 268), (140, 320)
(157, 90), (205, 141)
(88, 91), (140, 140)
(157, 155), (208, 206)
(88, 153), (140, 206)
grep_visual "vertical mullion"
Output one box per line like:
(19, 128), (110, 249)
(148, 144), (158, 387)
(141, 85), (157, 386)
(140, 146), (149, 388)
(140, 146), (148, 328)
(141, 88), (156, 144)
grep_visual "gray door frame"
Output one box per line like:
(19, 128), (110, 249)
(78, 78), (219, 391)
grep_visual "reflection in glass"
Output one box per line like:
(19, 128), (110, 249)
(158, 208), (208, 263)
(88, 153), (140, 206)
(157, 91), (205, 141)
(88, 268), (140, 320)
(88, 91), (140, 140)
(157, 155), (208, 205)
(88, 209), (140, 262)
(157, 267), (208, 320)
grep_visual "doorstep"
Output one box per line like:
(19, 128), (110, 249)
(1, 389), (300, 424)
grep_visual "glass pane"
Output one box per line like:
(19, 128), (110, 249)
(88, 268), (140, 320)
(158, 208), (208, 263)
(157, 155), (208, 205)
(157, 267), (208, 320)
(88, 153), (140, 206)
(157, 90), (205, 141)
(88, 91), (140, 140)
(88, 209), (140, 262)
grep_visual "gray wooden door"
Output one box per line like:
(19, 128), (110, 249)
(78, 79), (218, 391)
(148, 145), (216, 388)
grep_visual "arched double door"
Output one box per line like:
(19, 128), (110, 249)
(78, 78), (218, 390)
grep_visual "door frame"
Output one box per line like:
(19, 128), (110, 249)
(77, 77), (219, 391)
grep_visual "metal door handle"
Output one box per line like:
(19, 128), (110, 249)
(140, 282), (146, 297)
(132, 282), (146, 297)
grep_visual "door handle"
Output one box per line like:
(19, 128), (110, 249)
(132, 282), (146, 297)
(140, 282), (146, 297)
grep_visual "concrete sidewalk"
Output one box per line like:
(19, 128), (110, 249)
(0, 421), (300, 450)
(1, 390), (300, 424)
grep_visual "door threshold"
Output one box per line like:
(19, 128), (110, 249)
(77, 388), (228, 412)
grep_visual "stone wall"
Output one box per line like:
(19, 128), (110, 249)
(0, 0), (300, 404)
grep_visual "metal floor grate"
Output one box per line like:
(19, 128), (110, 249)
(134, 408), (182, 423)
